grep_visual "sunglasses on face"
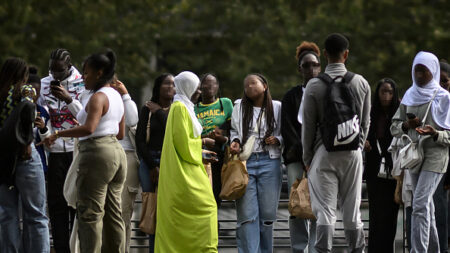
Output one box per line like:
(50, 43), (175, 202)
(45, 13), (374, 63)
(300, 62), (321, 69)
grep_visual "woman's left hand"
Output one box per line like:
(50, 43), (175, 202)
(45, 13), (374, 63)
(416, 125), (437, 136)
(265, 136), (280, 146)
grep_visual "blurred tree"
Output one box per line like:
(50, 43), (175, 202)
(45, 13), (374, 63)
(0, 0), (449, 103)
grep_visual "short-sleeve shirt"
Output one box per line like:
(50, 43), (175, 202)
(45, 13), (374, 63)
(195, 98), (233, 136)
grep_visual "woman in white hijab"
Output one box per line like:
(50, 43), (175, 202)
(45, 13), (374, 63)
(391, 51), (450, 253)
(155, 71), (218, 253)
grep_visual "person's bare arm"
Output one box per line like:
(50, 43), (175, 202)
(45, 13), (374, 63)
(40, 93), (106, 145)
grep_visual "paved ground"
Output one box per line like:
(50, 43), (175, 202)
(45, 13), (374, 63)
(128, 182), (408, 253)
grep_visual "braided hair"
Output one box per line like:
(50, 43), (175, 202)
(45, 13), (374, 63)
(83, 49), (116, 92)
(50, 48), (71, 66)
(0, 58), (29, 125)
(0, 58), (28, 106)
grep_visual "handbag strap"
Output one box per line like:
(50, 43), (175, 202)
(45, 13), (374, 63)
(146, 110), (152, 144)
(376, 140), (383, 157)
(421, 89), (439, 127)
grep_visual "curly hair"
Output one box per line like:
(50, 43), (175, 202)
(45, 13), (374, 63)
(295, 41), (321, 64)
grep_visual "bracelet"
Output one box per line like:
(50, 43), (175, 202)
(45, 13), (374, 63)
(55, 130), (60, 139)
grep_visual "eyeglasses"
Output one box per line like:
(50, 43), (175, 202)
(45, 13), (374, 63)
(300, 62), (321, 69)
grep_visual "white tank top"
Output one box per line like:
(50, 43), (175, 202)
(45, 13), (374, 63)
(77, 87), (124, 140)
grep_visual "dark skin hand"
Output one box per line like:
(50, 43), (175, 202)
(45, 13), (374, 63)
(202, 137), (215, 149)
(150, 167), (159, 184)
(34, 116), (46, 130)
(229, 136), (280, 155)
(21, 145), (32, 160)
(230, 141), (240, 155)
(206, 127), (228, 145)
(50, 85), (73, 104)
(145, 101), (162, 113)
(363, 140), (372, 152)
(415, 125), (438, 136)
(202, 149), (218, 163)
(404, 117), (421, 130)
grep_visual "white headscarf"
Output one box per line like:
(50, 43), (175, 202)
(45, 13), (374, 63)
(401, 51), (450, 129)
(173, 71), (203, 138)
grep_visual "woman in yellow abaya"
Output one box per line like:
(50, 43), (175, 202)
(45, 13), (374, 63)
(155, 71), (218, 253)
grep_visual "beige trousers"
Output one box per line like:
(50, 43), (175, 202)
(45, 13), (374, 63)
(121, 151), (140, 253)
(76, 136), (127, 253)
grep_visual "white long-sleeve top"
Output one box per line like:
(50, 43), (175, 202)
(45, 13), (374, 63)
(120, 94), (139, 151)
(38, 66), (85, 152)
(230, 99), (283, 159)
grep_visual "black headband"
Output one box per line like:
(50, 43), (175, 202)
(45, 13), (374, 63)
(297, 50), (320, 66)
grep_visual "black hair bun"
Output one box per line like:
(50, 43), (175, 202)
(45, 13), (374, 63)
(28, 66), (38, 75)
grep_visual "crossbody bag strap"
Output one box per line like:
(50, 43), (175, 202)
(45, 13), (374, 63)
(421, 89), (439, 127)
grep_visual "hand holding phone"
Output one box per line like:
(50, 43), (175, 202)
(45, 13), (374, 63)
(406, 113), (416, 119)
(406, 112), (420, 129)
(202, 151), (218, 163)
(50, 80), (61, 87)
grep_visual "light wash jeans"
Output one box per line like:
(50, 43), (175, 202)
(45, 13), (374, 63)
(0, 145), (50, 253)
(433, 176), (448, 253)
(286, 162), (317, 253)
(410, 170), (443, 253)
(236, 152), (282, 253)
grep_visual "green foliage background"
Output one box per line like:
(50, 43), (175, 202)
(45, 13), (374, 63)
(1, 0), (449, 103)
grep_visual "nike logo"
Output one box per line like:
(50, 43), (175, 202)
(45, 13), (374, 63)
(333, 115), (360, 146)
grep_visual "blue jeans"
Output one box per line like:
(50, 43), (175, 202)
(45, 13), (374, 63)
(138, 151), (160, 193)
(0, 145), (50, 253)
(236, 152), (281, 253)
(286, 162), (317, 253)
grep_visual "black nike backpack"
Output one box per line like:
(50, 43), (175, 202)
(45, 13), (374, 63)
(317, 72), (360, 152)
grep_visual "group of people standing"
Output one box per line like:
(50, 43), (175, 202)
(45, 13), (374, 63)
(1, 32), (450, 253)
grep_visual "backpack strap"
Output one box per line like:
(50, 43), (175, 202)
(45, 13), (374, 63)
(343, 71), (355, 83)
(318, 72), (355, 85)
(317, 73), (333, 85)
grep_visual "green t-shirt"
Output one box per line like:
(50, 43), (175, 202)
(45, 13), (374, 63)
(195, 98), (233, 136)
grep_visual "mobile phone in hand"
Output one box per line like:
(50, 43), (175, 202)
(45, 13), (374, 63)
(202, 152), (218, 161)
(50, 80), (61, 87)
(406, 113), (416, 119)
